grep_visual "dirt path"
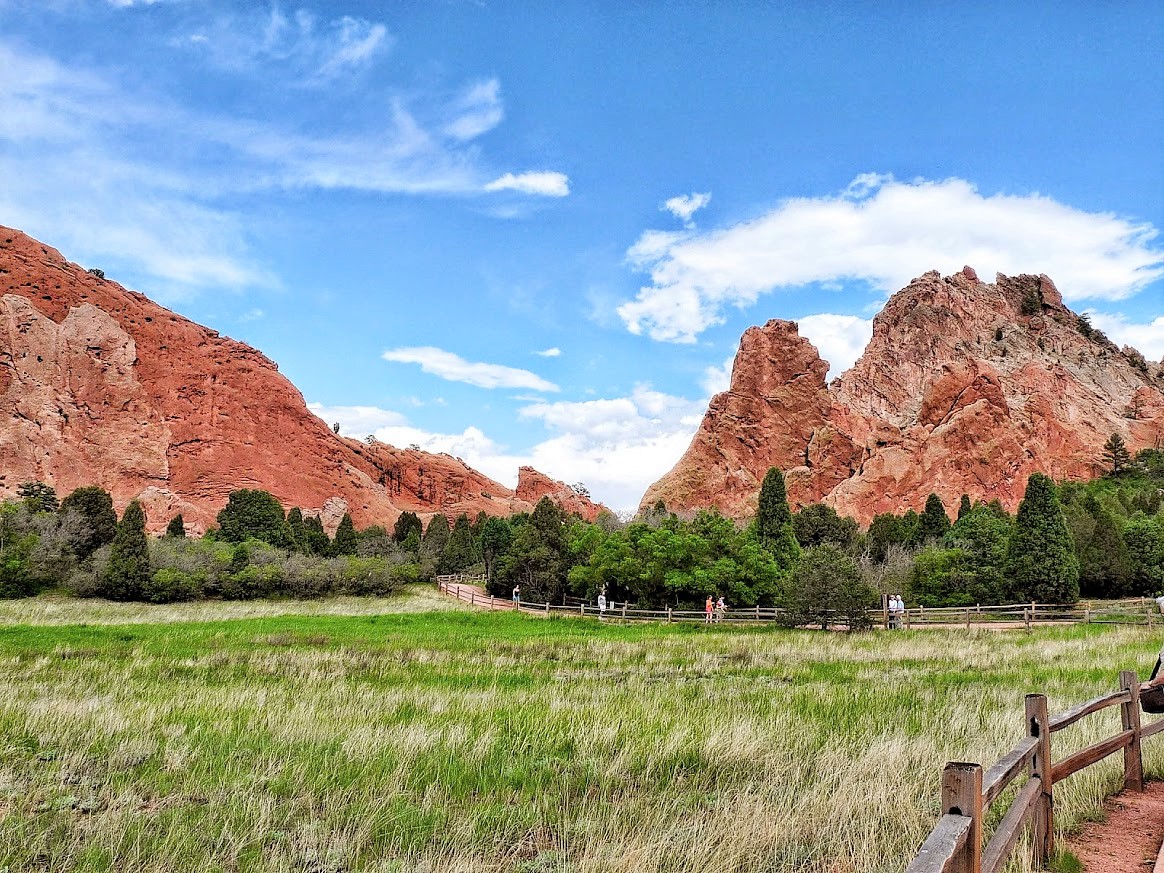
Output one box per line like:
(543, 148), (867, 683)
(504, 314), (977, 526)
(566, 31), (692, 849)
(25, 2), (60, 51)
(1066, 782), (1164, 873)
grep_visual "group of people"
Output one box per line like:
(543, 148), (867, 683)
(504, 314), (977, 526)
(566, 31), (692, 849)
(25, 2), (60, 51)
(704, 595), (728, 623)
(887, 594), (906, 629)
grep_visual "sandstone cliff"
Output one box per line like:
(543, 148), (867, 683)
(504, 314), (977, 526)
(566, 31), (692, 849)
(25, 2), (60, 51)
(0, 227), (605, 532)
(642, 267), (1164, 525)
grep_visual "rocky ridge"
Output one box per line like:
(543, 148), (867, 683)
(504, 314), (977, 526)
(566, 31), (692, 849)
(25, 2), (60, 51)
(642, 267), (1164, 524)
(0, 227), (606, 532)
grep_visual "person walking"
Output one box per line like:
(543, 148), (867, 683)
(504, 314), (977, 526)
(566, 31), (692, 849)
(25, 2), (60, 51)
(715, 595), (727, 623)
(598, 591), (607, 618)
(705, 595), (714, 624)
(512, 585), (520, 607)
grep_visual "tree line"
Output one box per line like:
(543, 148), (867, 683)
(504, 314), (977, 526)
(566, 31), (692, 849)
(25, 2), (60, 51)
(3, 442), (1162, 614)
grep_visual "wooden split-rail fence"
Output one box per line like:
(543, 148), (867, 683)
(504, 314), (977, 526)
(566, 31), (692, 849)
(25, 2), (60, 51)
(435, 577), (1160, 628)
(907, 670), (1163, 873)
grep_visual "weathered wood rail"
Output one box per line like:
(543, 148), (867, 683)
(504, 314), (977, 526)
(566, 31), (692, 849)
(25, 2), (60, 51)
(435, 578), (1160, 628)
(905, 670), (1164, 873)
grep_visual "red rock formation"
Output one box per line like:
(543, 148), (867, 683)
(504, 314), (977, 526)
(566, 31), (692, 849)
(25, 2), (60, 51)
(643, 267), (1164, 525)
(515, 466), (606, 522)
(0, 227), (605, 532)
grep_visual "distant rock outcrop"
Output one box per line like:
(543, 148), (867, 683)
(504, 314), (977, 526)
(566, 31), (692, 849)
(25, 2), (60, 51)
(0, 226), (606, 532)
(642, 267), (1164, 525)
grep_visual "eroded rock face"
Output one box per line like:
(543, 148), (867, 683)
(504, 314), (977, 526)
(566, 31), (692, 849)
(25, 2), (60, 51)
(0, 227), (605, 532)
(644, 268), (1164, 525)
(515, 466), (606, 522)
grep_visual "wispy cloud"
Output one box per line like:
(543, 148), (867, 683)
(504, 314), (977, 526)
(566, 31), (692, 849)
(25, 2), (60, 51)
(485, 171), (570, 197)
(662, 191), (711, 227)
(382, 346), (560, 392)
(0, 38), (568, 293)
(534, 347), (561, 357)
(307, 403), (409, 436)
(619, 174), (1164, 342)
(443, 78), (504, 141)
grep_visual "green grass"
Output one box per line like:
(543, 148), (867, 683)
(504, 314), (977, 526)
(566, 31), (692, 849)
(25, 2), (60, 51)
(0, 592), (1161, 872)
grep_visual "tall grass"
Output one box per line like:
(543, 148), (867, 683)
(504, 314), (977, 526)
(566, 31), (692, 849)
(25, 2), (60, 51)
(0, 597), (1159, 872)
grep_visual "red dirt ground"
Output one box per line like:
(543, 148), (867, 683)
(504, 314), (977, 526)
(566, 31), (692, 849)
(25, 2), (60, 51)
(1067, 781), (1164, 873)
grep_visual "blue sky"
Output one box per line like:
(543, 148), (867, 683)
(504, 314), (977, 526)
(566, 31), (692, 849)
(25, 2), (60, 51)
(2, 1), (1162, 512)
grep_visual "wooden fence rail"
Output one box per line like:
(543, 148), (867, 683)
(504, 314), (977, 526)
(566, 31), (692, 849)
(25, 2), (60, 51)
(905, 670), (1163, 873)
(435, 578), (1160, 628)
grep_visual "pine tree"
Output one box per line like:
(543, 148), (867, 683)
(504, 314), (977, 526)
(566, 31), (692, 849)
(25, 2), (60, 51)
(59, 486), (118, 559)
(1004, 473), (1079, 603)
(1078, 496), (1130, 597)
(393, 511), (423, 545)
(440, 513), (479, 573)
(303, 515), (330, 555)
(957, 494), (972, 521)
(332, 512), (357, 556)
(18, 481), (59, 514)
(421, 514), (450, 560)
(1102, 433), (1132, 476)
(104, 500), (151, 601)
(756, 467), (800, 568)
(919, 493), (952, 541)
(285, 508), (308, 553)
(479, 516), (512, 588)
(216, 489), (287, 546)
(164, 514), (186, 538)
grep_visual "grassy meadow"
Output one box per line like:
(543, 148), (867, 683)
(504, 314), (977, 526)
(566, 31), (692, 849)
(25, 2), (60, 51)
(0, 587), (1161, 873)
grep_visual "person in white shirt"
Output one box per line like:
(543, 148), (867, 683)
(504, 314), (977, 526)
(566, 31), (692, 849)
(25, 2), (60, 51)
(1155, 593), (1164, 615)
(598, 592), (607, 617)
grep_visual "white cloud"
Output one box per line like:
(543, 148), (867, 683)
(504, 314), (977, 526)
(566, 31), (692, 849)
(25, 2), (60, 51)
(663, 191), (711, 226)
(701, 355), (734, 396)
(382, 346), (560, 392)
(485, 171), (570, 197)
(444, 79), (504, 141)
(0, 40), (568, 292)
(619, 175), (1164, 343)
(350, 386), (702, 512)
(307, 403), (409, 436)
(238, 307), (265, 322)
(796, 314), (874, 380)
(534, 347), (561, 357)
(1085, 312), (1164, 362)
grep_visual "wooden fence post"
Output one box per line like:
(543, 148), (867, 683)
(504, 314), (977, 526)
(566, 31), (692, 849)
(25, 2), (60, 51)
(1025, 693), (1054, 865)
(490, 595), (495, 610)
(941, 762), (982, 873)
(470, 591), (476, 606)
(1023, 608), (1030, 631)
(882, 593), (889, 630)
(756, 604), (760, 620)
(1119, 670), (1144, 792)
(965, 608), (971, 629)
(580, 603), (585, 616)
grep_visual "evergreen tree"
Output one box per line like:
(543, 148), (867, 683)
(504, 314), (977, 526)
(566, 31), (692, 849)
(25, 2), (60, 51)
(1125, 518), (1164, 596)
(164, 514), (186, 538)
(393, 511), (423, 545)
(216, 490), (287, 546)
(471, 511), (488, 540)
(285, 508), (308, 553)
(919, 493), (952, 541)
(440, 513), (479, 574)
(1078, 495), (1130, 597)
(421, 514), (450, 561)
(332, 513), (357, 556)
(792, 503), (858, 549)
(779, 544), (876, 631)
(755, 468), (800, 568)
(957, 494), (972, 521)
(1004, 473), (1079, 603)
(59, 486), (117, 559)
(498, 498), (567, 603)
(479, 516), (512, 589)
(103, 500), (151, 601)
(18, 481), (59, 514)
(303, 515), (331, 555)
(1102, 433), (1132, 476)
(866, 513), (908, 563)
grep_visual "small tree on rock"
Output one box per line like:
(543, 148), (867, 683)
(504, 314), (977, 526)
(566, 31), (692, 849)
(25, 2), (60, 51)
(1102, 433), (1132, 476)
(18, 482), (59, 514)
